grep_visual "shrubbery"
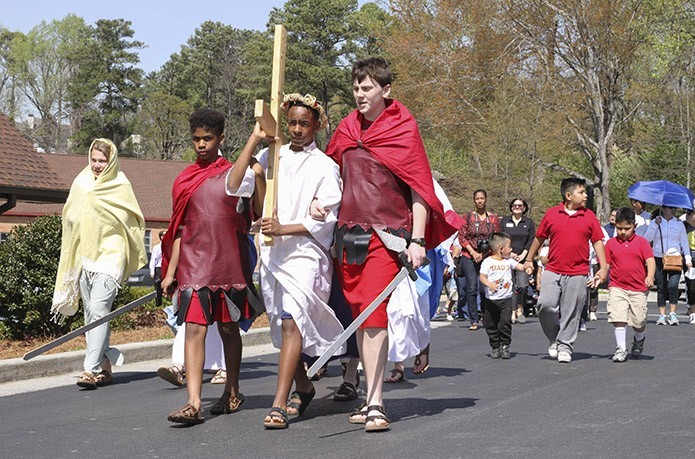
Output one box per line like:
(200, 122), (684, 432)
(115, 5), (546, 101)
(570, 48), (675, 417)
(0, 216), (167, 340)
(0, 215), (69, 339)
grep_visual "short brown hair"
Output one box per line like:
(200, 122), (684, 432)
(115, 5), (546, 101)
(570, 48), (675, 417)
(352, 57), (392, 87)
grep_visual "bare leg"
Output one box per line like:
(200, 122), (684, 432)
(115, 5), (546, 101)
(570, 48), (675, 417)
(217, 321), (241, 399)
(357, 328), (389, 428)
(269, 319), (310, 411)
(669, 303), (677, 314)
(184, 322), (208, 410)
(342, 357), (360, 386)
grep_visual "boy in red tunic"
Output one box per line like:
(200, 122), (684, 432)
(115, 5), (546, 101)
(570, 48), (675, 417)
(524, 178), (607, 364)
(326, 57), (458, 432)
(605, 207), (655, 362)
(161, 109), (266, 424)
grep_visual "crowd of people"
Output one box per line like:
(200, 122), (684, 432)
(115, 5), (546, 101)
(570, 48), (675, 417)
(51, 55), (695, 432)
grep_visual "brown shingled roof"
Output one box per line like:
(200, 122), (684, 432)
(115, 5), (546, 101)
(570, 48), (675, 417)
(7, 154), (190, 222)
(0, 113), (68, 202)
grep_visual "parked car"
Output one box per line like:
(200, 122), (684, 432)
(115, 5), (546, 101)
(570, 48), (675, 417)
(126, 264), (154, 287)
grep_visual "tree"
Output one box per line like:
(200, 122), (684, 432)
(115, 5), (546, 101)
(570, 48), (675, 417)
(154, 22), (259, 154)
(68, 19), (145, 151)
(0, 28), (21, 119)
(134, 91), (191, 160)
(8, 15), (89, 153)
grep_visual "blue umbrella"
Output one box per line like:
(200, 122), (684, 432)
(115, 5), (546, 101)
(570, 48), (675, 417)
(627, 180), (695, 210)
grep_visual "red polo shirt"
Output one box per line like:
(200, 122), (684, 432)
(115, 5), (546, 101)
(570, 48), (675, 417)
(536, 204), (604, 275)
(605, 234), (654, 292)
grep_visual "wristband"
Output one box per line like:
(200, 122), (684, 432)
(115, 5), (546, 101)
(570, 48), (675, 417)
(411, 237), (426, 247)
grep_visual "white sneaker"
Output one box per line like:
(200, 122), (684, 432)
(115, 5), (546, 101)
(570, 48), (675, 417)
(548, 342), (559, 359)
(446, 314), (454, 321)
(689, 313), (695, 325)
(557, 351), (572, 363)
(578, 320), (587, 332)
(612, 347), (628, 363)
(589, 312), (598, 321)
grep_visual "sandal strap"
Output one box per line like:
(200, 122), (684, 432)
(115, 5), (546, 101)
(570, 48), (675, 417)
(366, 405), (390, 423)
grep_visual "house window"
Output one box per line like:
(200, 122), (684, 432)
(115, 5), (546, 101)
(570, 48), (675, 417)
(144, 229), (152, 252)
(0, 233), (8, 243)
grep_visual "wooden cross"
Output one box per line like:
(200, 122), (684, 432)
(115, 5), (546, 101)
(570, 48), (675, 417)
(255, 24), (287, 246)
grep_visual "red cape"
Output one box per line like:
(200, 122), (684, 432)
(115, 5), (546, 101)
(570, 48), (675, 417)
(326, 99), (463, 248)
(161, 156), (232, 276)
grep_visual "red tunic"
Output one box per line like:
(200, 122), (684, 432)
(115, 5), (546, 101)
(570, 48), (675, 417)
(162, 157), (259, 325)
(327, 100), (461, 328)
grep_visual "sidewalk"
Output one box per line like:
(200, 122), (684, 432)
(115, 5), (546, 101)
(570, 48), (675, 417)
(0, 326), (273, 385)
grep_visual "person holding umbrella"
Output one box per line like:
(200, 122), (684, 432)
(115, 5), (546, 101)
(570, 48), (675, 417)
(643, 205), (692, 325)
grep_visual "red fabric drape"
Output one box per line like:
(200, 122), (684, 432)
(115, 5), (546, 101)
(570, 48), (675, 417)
(161, 156), (232, 276)
(326, 99), (462, 248)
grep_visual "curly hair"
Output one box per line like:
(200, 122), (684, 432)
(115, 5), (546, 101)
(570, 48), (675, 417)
(189, 108), (225, 136)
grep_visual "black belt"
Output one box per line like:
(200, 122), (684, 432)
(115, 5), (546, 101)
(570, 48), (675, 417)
(335, 225), (411, 265)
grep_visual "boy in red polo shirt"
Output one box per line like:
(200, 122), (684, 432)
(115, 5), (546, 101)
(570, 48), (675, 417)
(605, 207), (655, 362)
(524, 178), (607, 363)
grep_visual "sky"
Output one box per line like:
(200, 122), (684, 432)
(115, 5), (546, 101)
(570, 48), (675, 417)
(0, 0), (292, 73)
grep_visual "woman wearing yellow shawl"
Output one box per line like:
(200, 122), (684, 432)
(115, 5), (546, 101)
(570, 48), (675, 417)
(52, 138), (147, 389)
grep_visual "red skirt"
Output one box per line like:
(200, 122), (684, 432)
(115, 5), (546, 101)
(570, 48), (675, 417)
(184, 289), (233, 325)
(338, 233), (400, 329)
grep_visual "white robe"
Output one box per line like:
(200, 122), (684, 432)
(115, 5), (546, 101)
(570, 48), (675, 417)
(386, 178), (453, 362)
(256, 143), (345, 357)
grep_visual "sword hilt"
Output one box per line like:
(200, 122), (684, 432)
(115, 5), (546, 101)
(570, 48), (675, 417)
(397, 251), (430, 281)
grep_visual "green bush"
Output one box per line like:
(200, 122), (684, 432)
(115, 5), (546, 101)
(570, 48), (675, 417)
(0, 216), (169, 340)
(0, 215), (74, 339)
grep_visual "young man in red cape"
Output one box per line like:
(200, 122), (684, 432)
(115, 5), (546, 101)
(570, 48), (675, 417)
(325, 57), (462, 431)
(160, 108), (266, 425)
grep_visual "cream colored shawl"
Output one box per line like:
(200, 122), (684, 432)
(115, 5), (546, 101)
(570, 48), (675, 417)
(51, 139), (147, 320)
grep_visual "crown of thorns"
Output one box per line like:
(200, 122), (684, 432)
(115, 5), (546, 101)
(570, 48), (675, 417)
(282, 93), (328, 129)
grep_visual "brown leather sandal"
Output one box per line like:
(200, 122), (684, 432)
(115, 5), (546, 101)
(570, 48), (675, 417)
(76, 372), (97, 390)
(157, 365), (186, 387)
(167, 403), (205, 425)
(263, 407), (288, 429)
(364, 405), (391, 432)
(349, 402), (368, 424)
(94, 370), (113, 386)
(210, 392), (244, 415)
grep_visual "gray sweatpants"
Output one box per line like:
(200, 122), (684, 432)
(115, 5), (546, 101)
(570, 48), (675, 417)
(79, 271), (121, 373)
(538, 270), (588, 354)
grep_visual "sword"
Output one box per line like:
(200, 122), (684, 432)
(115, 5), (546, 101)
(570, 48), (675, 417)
(306, 248), (428, 378)
(23, 291), (157, 361)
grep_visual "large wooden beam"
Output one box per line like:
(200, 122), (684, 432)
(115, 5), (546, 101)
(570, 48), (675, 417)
(255, 24), (287, 246)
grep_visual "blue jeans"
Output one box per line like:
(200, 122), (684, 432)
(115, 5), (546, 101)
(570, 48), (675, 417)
(454, 276), (467, 319)
(654, 257), (680, 307)
(459, 256), (483, 324)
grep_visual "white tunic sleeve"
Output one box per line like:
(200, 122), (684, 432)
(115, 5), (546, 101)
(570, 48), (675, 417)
(225, 165), (256, 198)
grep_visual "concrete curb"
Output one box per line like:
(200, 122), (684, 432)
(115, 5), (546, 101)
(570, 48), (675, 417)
(0, 327), (272, 384)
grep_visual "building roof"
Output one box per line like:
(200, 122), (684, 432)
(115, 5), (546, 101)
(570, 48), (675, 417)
(0, 113), (69, 204)
(4, 154), (190, 222)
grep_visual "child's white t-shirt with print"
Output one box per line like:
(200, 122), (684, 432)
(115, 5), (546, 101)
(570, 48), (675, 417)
(480, 257), (520, 300)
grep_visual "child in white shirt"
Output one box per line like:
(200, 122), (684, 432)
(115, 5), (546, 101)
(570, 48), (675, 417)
(479, 232), (526, 359)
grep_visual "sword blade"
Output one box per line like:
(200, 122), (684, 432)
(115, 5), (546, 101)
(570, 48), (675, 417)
(23, 291), (157, 361)
(306, 266), (410, 377)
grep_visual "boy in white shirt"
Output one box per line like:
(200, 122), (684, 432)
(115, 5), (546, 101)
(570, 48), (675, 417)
(480, 232), (526, 359)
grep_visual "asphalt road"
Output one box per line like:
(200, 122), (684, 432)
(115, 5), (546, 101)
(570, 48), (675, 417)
(1, 302), (695, 459)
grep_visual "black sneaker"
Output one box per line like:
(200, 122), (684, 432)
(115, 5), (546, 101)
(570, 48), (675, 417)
(500, 345), (511, 359)
(631, 336), (645, 358)
(490, 348), (501, 359)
